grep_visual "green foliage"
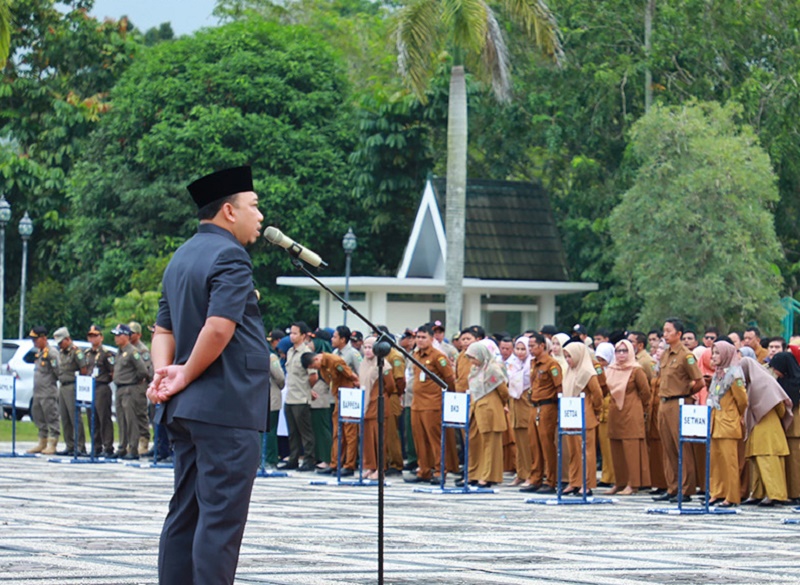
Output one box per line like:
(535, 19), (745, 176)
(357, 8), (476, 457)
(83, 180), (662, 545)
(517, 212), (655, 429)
(142, 22), (175, 46)
(104, 289), (160, 343)
(610, 101), (784, 332)
(65, 18), (366, 329)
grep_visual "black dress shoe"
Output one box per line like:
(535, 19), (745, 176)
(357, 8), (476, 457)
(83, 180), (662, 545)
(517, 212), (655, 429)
(339, 468), (355, 477)
(455, 478), (465, 487)
(55, 448), (71, 456)
(669, 494), (691, 503)
(102, 450), (117, 459)
(562, 487), (578, 496)
(403, 462), (418, 471)
(742, 498), (762, 506)
(297, 462), (316, 472)
(403, 475), (426, 483)
(122, 452), (139, 460)
(758, 499), (775, 507)
(429, 476), (443, 485)
(717, 501), (737, 508)
(650, 487), (666, 495)
(277, 460), (298, 470)
(519, 484), (541, 493)
(537, 486), (556, 495)
(652, 492), (674, 502)
(385, 468), (402, 477)
(315, 467), (334, 475)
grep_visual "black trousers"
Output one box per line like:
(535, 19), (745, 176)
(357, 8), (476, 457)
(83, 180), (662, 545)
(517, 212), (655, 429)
(284, 403), (315, 465)
(158, 417), (260, 585)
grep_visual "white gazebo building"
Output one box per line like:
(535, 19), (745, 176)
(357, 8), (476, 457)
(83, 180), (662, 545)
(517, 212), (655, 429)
(277, 178), (597, 336)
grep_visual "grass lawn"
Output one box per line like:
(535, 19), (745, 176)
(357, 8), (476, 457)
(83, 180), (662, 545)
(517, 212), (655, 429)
(0, 419), (119, 443)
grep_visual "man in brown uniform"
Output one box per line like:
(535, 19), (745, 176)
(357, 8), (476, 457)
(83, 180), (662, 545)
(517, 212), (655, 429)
(54, 327), (88, 456)
(304, 351), (359, 475)
(629, 331), (654, 381)
(404, 324), (456, 483)
(374, 326), (407, 476)
(743, 326), (769, 364)
(85, 324), (115, 457)
(653, 318), (704, 502)
(520, 332), (562, 494)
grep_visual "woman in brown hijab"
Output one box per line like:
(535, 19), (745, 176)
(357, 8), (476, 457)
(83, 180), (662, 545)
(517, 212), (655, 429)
(605, 340), (651, 495)
(740, 357), (793, 506)
(707, 341), (747, 507)
(562, 342), (604, 495)
(463, 343), (509, 487)
(360, 336), (396, 480)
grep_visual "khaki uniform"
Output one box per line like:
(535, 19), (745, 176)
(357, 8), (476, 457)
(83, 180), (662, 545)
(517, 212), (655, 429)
(608, 368), (652, 489)
(594, 360), (614, 486)
(411, 347), (455, 480)
(785, 403), (800, 500)
(747, 403), (790, 501)
(658, 343), (703, 496)
(363, 369), (396, 471)
(31, 345), (60, 440)
(318, 353), (358, 470)
(284, 344), (315, 466)
(85, 345), (115, 454)
(648, 374), (667, 490)
(527, 354), (562, 487)
(57, 344), (88, 452)
(565, 376), (603, 490)
(384, 348), (406, 471)
(132, 339), (153, 445)
(709, 378), (747, 503)
(468, 382), (509, 484)
(113, 343), (149, 454)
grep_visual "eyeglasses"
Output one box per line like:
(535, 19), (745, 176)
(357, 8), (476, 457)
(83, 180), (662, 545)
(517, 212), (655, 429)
(704, 335), (716, 340)
(614, 348), (629, 354)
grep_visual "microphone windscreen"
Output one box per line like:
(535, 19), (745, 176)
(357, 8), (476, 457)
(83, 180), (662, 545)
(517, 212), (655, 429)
(263, 226), (283, 246)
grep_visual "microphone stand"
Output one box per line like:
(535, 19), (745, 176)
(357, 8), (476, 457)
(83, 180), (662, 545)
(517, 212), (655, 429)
(288, 256), (448, 585)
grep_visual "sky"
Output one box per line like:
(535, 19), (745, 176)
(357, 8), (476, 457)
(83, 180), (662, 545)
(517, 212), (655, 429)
(89, 0), (220, 36)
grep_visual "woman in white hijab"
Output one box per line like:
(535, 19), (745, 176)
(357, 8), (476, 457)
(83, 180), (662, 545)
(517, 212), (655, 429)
(462, 342), (509, 487)
(506, 337), (532, 486)
(562, 342), (604, 495)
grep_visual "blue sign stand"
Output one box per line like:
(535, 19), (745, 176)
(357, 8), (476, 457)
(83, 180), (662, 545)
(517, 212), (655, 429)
(310, 388), (385, 487)
(49, 376), (107, 465)
(647, 400), (738, 515)
(527, 393), (615, 506)
(781, 507), (800, 524)
(0, 376), (35, 458)
(256, 430), (288, 478)
(414, 391), (496, 495)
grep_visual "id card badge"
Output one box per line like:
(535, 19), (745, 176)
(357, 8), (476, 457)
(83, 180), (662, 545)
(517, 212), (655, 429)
(92, 367), (99, 378)
(419, 371), (426, 382)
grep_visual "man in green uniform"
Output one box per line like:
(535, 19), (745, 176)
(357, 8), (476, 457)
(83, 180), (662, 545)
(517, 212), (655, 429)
(112, 323), (150, 460)
(26, 326), (60, 455)
(129, 321), (155, 456)
(85, 324), (115, 458)
(54, 327), (88, 456)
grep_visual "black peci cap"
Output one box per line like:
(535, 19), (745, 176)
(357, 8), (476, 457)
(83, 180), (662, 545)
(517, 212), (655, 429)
(187, 166), (254, 209)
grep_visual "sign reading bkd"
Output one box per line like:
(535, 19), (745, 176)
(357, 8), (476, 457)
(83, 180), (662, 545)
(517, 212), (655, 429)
(339, 387), (365, 419)
(443, 392), (469, 425)
(559, 395), (584, 429)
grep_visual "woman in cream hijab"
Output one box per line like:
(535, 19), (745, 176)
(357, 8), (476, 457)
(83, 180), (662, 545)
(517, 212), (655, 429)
(462, 343), (509, 487)
(562, 342), (604, 495)
(551, 333), (570, 372)
(605, 340), (651, 495)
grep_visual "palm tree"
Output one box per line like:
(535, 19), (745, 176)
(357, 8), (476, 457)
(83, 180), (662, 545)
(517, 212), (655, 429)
(0, 0), (10, 68)
(395, 0), (563, 332)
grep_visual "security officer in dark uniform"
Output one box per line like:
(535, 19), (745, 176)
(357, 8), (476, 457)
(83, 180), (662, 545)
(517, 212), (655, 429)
(54, 327), (88, 456)
(112, 323), (149, 460)
(85, 324), (115, 457)
(148, 166), (270, 585)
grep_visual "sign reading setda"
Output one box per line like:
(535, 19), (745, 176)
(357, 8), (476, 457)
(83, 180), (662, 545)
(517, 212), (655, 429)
(339, 387), (365, 419)
(559, 395), (584, 429)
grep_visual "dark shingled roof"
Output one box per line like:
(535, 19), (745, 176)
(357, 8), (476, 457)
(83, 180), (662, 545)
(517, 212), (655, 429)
(431, 178), (569, 281)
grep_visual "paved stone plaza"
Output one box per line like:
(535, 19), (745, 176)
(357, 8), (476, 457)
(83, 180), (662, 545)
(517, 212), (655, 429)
(2, 441), (800, 584)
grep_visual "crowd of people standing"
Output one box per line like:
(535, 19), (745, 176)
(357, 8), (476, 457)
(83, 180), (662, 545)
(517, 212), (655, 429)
(268, 318), (800, 507)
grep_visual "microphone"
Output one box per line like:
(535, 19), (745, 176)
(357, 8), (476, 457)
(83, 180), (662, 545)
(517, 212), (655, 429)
(263, 226), (328, 268)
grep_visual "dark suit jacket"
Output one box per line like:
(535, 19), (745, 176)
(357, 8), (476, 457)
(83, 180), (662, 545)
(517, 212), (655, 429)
(156, 223), (270, 431)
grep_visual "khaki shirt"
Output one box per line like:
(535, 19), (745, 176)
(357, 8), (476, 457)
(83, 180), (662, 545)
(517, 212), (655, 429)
(113, 343), (149, 386)
(133, 339), (154, 383)
(269, 353), (285, 412)
(57, 344), (87, 385)
(411, 346), (455, 411)
(85, 345), (114, 385)
(455, 351), (471, 393)
(658, 343), (703, 398)
(285, 344), (312, 405)
(33, 345), (59, 397)
(334, 344), (362, 374)
(636, 349), (654, 382)
(529, 353), (563, 403)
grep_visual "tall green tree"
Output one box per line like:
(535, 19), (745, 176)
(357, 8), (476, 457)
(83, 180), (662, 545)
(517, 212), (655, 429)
(393, 0), (563, 331)
(64, 18), (364, 329)
(0, 0), (10, 68)
(609, 101), (784, 331)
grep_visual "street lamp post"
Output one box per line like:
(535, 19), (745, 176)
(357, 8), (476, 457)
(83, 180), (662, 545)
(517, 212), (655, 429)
(18, 212), (33, 339)
(0, 196), (12, 345)
(341, 227), (357, 326)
